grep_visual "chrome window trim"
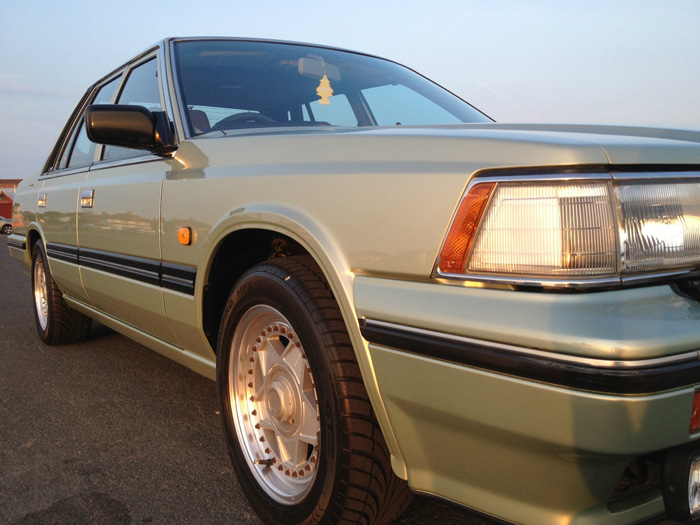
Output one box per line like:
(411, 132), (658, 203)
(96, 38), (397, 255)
(168, 40), (193, 138)
(432, 169), (700, 290)
(157, 40), (177, 135)
(362, 318), (700, 370)
(89, 154), (169, 172)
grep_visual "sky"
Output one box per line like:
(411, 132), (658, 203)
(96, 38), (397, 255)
(1, 0), (699, 180)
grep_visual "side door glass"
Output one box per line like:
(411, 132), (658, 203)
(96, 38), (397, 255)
(102, 59), (162, 162)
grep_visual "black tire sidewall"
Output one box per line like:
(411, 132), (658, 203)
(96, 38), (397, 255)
(217, 263), (345, 524)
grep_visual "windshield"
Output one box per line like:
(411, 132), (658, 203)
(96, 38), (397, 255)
(172, 39), (491, 134)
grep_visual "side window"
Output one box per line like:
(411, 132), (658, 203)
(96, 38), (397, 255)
(103, 58), (162, 162)
(305, 95), (357, 126)
(361, 84), (462, 126)
(58, 76), (121, 170)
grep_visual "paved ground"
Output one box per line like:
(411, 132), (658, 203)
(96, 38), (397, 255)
(0, 236), (487, 524)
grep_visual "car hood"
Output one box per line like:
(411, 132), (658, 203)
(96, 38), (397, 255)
(185, 122), (700, 177)
(452, 123), (700, 165)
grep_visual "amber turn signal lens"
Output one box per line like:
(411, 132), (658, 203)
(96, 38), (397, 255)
(438, 182), (495, 273)
(178, 227), (192, 246)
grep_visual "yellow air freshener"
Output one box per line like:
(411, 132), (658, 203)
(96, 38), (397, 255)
(316, 74), (333, 105)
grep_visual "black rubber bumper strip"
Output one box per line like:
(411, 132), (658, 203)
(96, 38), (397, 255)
(359, 319), (700, 395)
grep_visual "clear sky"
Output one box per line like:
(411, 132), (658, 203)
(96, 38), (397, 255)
(1, 0), (698, 180)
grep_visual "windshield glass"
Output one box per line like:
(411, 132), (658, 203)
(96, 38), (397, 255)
(172, 39), (490, 134)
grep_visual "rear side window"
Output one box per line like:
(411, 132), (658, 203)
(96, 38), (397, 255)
(102, 58), (163, 162)
(58, 76), (121, 170)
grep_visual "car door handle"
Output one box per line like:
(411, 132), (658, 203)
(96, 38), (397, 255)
(80, 189), (95, 208)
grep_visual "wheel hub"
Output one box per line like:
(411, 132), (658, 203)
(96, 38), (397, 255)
(267, 376), (296, 424)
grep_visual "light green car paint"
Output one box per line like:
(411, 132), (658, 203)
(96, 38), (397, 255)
(8, 37), (700, 524)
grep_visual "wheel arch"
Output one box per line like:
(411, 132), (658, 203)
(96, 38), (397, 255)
(198, 210), (408, 479)
(25, 226), (45, 263)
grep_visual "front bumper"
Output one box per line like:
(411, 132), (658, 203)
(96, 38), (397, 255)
(354, 276), (700, 524)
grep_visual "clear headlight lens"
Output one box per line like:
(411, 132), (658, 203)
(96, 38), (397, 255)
(467, 182), (616, 276)
(690, 457), (700, 517)
(618, 183), (700, 272)
(437, 176), (700, 284)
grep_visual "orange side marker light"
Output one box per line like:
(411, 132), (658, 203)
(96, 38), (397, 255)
(178, 227), (192, 246)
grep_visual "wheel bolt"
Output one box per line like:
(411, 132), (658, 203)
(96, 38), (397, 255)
(251, 410), (257, 416)
(260, 436), (265, 442)
(255, 423), (260, 429)
(250, 396), (255, 402)
(250, 357), (255, 363)
(265, 448), (271, 454)
(292, 471), (298, 478)
(248, 369), (253, 375)
(248, 382), (253, 388)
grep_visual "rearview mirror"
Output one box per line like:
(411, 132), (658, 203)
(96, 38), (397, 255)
(298, 58), (341, 81)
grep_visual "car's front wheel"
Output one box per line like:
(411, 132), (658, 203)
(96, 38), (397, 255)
(217, 256), (411, 524)
(31, 242), (91, 345)
(1, 224), (11, 234)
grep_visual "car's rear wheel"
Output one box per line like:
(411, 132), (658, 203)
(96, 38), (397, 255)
(31, 242), (91, 345)
(1, 224), (11, 234)
(217, 256), (411, 524)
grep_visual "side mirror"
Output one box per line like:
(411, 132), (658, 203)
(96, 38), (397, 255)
(85, 105), (177, 155)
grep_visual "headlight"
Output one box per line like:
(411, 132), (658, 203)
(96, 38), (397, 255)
(435, 172), (700, 288)
(663, 442), (700, 523)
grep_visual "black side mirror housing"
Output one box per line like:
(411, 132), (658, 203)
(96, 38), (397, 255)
(85, 105), (177, 155)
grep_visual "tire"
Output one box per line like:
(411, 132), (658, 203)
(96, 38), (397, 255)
(1, 224), (11, 234)
(217, 256), (411, 525)
(31, 242), (92, 345)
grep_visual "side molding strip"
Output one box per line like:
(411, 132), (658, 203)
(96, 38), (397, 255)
(7, 237), (27, 251)
(45, 242), (196, 295)
(359, 318), (700, 395)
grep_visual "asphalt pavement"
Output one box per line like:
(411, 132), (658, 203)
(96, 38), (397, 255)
(0, 236), (486, 525)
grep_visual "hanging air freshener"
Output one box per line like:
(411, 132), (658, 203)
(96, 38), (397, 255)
(316, 74), (333, 105)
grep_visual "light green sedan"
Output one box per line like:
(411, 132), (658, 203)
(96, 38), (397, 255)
(8, 37), (700, 525)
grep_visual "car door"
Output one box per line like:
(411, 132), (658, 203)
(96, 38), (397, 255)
(78, 53), (179, 344)
(36, 75), (122, 304)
